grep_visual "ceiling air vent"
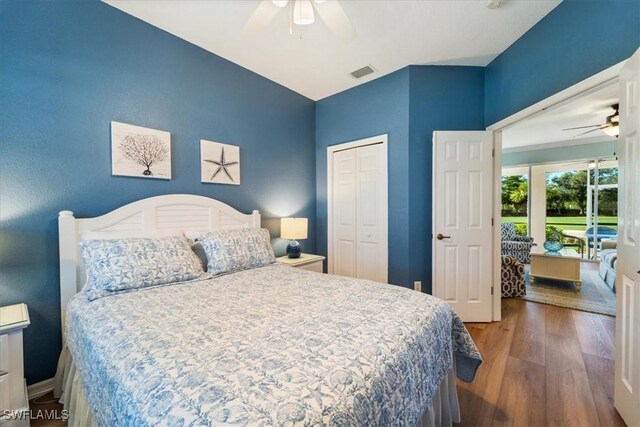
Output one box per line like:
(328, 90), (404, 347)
(487, 0), (506, 9)
(350, 65), (376, 79)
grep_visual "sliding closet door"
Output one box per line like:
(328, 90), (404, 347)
(330, 137), (388, 283)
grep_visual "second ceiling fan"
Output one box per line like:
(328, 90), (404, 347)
(563, 103), (620, 137)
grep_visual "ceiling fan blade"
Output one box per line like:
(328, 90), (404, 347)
(562, 124), (602, 131)
(244, 0), (281, 37)
(575, 128), (604, 137)
(314, 0), (356, 42)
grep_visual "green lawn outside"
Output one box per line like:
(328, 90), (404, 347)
(502, 216), (617, 232)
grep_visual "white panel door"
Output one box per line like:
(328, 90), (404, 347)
(332, 148), (357, 278)
(615, 48), (640, 427)
(433, 131), (493, 322)
(356, 143), (388, 282)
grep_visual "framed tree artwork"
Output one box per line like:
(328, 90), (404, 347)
(200, 140), (241, 185)
(111, 121), (171, 180)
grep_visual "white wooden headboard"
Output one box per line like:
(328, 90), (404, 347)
(58, 194), (260, 331)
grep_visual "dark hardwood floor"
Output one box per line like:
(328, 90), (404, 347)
(32, 299), (625, 426)
(29, 392), (65, 427)
(458, 298), (625, 427)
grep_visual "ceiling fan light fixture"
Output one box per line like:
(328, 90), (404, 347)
(603, 125), (619, 137)
(272, 0), (289, 7)
(293, 0), (315, 25)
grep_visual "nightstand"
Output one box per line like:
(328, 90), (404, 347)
(276, 253), (325, 273)
(0, 304), (30, 427)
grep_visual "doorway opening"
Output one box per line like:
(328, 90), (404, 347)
(486, 51), (639, 426)
(496, 79), (620, 317)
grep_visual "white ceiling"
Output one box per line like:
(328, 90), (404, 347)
(104, 0), (560, 100)
(502, 83), (619, 150)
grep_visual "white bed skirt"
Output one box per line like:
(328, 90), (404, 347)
(53, 346), (460, 427)
(417, 368), (461, 426)
(53, 347), (95, 427)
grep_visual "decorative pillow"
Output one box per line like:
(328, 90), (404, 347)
(80, 235), (205, 301)
(197, 228), (275, 274)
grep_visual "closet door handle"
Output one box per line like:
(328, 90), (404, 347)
(436, 233), (451, 240)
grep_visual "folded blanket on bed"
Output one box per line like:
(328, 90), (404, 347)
(65, 265), (482, 426)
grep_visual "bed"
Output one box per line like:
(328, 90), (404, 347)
(53, 194), (482, 426)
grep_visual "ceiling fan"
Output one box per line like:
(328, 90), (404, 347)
(562, 103), (620, 137)
(244, 0), (356, 42)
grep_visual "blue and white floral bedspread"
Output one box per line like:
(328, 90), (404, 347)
(66, 265), (482, 426)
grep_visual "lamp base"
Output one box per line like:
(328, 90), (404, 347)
(286, 240), (301, 258)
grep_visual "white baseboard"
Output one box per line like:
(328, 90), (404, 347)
(27, 378), (54, 400)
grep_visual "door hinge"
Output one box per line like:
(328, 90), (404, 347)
(492, 148), (495, 158)
(491, 286), (494, 295)
(491, 218), (494, 226)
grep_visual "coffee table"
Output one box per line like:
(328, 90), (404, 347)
(530, 247), (582, 291)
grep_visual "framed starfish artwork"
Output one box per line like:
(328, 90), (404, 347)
(200, 140), (240, 185)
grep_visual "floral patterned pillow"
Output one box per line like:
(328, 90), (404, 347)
(197, 228), (275, 274)
(80, 235), (205, 301)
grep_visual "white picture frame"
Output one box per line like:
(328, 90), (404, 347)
(200, 139), (241, 185)
(111, 121), (171, 180)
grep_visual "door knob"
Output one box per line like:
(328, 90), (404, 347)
(436, 233), (451, 240)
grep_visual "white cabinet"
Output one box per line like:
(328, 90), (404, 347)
(0, 304), (30, 427)
(276, 254), (325, 273)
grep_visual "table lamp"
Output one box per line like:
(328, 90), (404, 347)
(281, 217), (307, 258)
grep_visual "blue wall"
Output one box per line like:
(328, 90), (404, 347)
(485, 0), (640, 126)
(0, 1), (316, 384)
(314, 66), (484, 292)
(408, 66), (485, 293)
(315, 69), (411, 287)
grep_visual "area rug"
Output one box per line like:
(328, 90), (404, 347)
(521, 264), (616, 316)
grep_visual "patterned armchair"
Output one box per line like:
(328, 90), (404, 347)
(501, 255), (526, 298)
(501, 222), (535, 264)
